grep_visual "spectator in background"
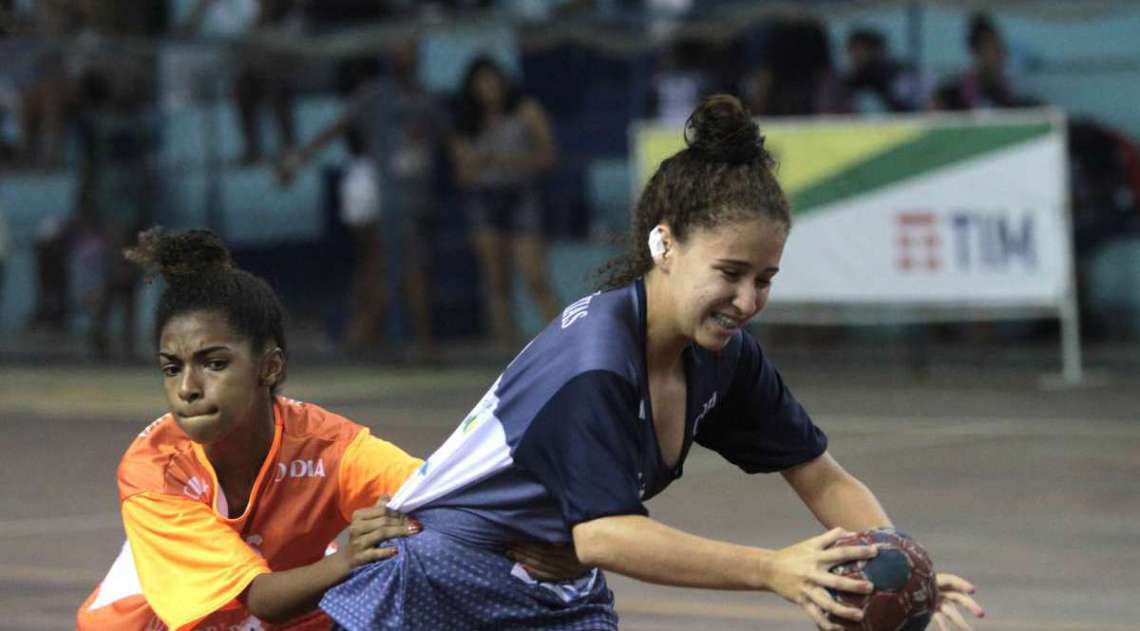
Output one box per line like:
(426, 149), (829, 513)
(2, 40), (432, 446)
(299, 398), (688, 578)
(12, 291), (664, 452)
(739, 16), (844, 117)
(234, 0), (303, 164)
(5, 0), (166, 169)
(933, 12), (1037, 111)
(29, 213), (72, 332)
(647, 38), (712, 124)
(336, 127), (386, 349)
(9, 0), (84, 169)
(74, 63), (159, 360)
(841, 28), (927, 113)
(184, 0), (302, 164)
(17, 49), (71, 169)
(451, 56), (560, 349)
(279, 41), (444, 353)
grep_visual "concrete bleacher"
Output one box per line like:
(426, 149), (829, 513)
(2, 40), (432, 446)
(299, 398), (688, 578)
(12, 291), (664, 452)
(156, 92), (347, 235)
(160, 96), (348, 170)
(217, 166), (324, 244)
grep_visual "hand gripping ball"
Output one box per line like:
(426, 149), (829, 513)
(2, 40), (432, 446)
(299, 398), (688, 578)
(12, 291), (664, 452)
(827, 528), (938, 631)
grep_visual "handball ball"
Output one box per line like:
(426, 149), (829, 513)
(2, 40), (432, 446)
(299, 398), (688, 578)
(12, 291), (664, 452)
(827, 528), (938, 631)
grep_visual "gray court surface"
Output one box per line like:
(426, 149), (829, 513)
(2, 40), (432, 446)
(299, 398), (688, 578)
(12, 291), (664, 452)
(2, 350), (1138, 630)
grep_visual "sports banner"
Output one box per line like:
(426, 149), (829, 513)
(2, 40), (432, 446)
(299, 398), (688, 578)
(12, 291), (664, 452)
(633, 111), (1072, 309)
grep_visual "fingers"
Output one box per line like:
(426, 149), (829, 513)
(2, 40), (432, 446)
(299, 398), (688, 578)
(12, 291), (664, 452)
(352, 520), (420, 548)
(349, 507), (420, 536)
(935, 601), (975, 631)
(379, 500), (410, 521)
(355, 546), (398, 565)
(936, 572), (977, 595)
(814, 527), (850, 549)
(504, 549), (541, 570)
(934, 612), (951, 631)
(505, 548), (549, 570)
(505, 546), (586, 581)
(813, 571), (874, 595)
(806, 587), (864, 623)
(820, 544), (879, 565)
(353, 521), (417, 544)
(803, 601), (842, 631)
(517, 564), (560, 582)
(351, 505), (394, 524)
(937, 572), (985, 618)
(509, 542), (576, 562)
(356, 495), (405, 520)
(941, 591), (986, 620)
(349, 514), (416, 539)
(505, 551), (555, 581)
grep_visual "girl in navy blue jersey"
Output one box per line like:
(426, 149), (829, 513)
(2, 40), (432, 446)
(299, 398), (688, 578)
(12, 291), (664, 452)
(322, 94), (984, 631)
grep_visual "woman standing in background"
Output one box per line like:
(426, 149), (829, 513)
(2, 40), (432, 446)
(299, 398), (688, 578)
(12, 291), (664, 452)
(451, 56), (561, 349)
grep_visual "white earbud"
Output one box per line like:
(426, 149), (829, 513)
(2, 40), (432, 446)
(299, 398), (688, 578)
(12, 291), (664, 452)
(648, 226), (666, 260)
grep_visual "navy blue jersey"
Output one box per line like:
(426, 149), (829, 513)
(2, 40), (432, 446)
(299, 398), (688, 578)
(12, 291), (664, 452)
(388, 280), (827, 545)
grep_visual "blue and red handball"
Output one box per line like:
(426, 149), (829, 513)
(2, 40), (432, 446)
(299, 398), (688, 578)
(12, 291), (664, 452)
(827, 528), (938, 631)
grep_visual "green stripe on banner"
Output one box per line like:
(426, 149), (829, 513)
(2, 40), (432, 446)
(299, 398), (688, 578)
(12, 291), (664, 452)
(791, 122), (1052, 215)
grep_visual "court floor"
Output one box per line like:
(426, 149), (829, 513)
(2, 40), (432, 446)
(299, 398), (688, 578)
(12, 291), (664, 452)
(2, 360), (1137, 630)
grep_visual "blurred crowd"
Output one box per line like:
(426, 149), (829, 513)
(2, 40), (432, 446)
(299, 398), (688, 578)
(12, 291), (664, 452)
(1, 1), (1138, 360)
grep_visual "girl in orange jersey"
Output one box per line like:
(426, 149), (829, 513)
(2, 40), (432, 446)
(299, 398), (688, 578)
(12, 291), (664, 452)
(75, 227), (426, 630)
(77, 229), (580, 630)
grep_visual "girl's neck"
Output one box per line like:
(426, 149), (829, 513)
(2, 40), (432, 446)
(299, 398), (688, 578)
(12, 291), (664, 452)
(205, 396), (276, 493)
(644, 271), (688, 377)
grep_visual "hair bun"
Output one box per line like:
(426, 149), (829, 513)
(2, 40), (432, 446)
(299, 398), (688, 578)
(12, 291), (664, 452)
(684, 94), (766, 165)
(126, 228), (232, 281)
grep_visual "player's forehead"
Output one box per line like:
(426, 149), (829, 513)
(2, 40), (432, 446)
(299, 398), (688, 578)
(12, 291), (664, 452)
(159, 310), (249, 356)
(683, 218), (786, 264)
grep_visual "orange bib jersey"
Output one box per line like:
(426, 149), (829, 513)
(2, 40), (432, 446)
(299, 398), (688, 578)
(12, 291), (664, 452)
(77, 396), (423, 631)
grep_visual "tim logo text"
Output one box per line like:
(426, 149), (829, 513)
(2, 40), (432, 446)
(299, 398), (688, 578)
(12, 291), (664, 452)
(895, 209), (1037, 273)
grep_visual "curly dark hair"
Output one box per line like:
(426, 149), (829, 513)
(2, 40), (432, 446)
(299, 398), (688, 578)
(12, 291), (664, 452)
(597, 94), (790, 290)
(454, 55), (524, 139)
(126, 228), (288, 391)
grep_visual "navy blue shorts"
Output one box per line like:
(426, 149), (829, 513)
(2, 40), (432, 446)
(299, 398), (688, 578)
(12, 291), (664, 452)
(322, 528), (618, 631)
(465, 186), (543, 236)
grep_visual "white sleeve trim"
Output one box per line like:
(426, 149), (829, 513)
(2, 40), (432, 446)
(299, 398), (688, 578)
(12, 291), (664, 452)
(88, 540), (144, 610)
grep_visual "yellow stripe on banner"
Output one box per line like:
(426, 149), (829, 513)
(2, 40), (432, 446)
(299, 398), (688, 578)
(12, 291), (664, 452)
(769, 124), (924, 196)
(634, 122), (924, 198)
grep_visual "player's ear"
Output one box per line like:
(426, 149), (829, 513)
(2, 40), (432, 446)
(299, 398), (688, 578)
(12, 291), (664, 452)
(649, 224), (675, 272)
(260, 346), (286, 389)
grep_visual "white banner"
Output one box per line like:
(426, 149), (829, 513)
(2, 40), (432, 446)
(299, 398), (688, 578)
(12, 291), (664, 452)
(634, 110), (1073, 311)
(776, 132), (1070, 307)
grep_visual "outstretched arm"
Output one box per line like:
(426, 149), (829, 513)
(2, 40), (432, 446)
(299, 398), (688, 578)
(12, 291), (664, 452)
(276, 112), (353, 185)
(573, 514), (772, 590)
(781, 451), (892, 531)
(573, 515), (877, 630)
(783, 452), (985, 630)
